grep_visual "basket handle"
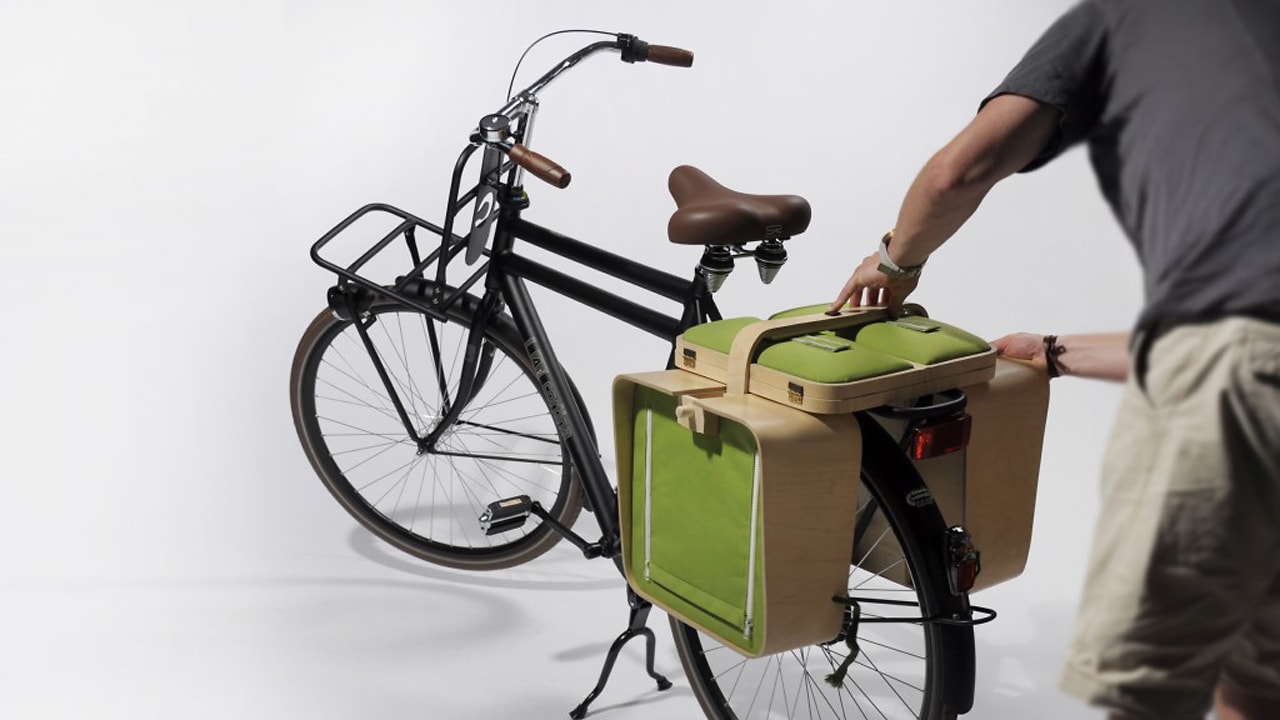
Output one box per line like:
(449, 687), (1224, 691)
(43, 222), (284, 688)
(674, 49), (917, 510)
(724, 307), (897, 396)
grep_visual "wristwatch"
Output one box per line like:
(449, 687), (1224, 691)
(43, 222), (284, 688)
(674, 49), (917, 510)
(877, 230), (925, 280)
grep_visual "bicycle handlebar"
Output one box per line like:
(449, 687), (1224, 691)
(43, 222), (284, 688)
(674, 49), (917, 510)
(508, 144), (572, 188)
(482, 32), (693, 188)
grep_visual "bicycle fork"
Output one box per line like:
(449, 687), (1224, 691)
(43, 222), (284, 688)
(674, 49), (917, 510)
(343, 286), (501, 454)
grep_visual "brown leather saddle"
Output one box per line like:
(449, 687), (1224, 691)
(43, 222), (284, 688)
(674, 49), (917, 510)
(667, 165), (811, 246)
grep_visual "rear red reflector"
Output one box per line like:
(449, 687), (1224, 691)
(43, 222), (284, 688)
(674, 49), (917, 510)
(946, 526), (981, 594)
(910, 414), (972, 460)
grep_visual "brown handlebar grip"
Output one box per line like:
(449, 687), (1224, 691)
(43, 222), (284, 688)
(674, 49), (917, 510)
(508, 144), (571, 189)
(647, 45), (694, 68)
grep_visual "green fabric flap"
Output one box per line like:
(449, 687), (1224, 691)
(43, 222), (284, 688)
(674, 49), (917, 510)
(756, 339), (912, 383)
(649, 564), (746, 629)
(680, 316), (762, 354)
(631, 387), (761, 643)
(852, 318), (990, 365)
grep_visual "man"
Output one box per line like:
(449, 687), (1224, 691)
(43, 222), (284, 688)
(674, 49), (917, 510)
(829, 1), (1280, 718)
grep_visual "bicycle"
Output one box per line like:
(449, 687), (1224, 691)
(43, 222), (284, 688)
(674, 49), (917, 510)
(290, 30), (988, 720)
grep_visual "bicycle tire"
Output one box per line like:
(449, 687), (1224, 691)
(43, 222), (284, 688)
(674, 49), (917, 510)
(670, 415), (970, 720)
(290, 290), (584, 570)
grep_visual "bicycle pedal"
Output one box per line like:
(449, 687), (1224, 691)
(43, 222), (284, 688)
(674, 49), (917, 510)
(479, 495), (533, 535)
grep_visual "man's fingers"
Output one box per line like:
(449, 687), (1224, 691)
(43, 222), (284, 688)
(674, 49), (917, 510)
(989, 333), (1042, 363)
(830, 278), (858, 311)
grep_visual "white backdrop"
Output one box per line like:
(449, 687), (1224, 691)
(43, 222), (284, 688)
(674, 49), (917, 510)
(1, 1), (1142, 718)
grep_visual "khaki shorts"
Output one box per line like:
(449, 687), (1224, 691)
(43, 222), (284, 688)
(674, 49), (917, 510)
(1060, 317), (1280, 719)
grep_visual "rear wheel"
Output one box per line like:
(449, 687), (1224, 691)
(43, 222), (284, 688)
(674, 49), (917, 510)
(671, 419), (966, 719)
(290, 295), (583, 570)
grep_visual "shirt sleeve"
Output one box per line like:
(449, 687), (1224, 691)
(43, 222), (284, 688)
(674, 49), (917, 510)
(982, 0), (1110, 172)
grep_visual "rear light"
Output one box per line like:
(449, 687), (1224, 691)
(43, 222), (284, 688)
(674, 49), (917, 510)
(909, 413), (971, 460)
(946, 526), (981, 595)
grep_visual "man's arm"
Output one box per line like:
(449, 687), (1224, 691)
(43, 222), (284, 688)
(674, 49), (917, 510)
(830, 94), (1062, 312)
(991, 332), (1132, 381)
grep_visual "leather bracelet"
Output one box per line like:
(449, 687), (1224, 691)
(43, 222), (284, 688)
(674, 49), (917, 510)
(1043, 335), (1065, 378)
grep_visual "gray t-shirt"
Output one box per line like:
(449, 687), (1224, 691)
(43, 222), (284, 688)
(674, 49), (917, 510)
(986, 0), (1280, 332)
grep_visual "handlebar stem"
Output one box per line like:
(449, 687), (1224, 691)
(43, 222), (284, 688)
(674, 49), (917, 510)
(511, 97), (540, 187)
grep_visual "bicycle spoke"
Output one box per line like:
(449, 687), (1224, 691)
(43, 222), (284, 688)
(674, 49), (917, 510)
(316, 365), (402, 425)
(846, 675), (892, 720)
(464, 452), (562, 497)
(858, 636), (925, 661)
(387, 454), (416, 520)
(420, 314), (452, 411)
(391, 311), (432, 420)
(448, 417), (563, 456)
(368, 455), (421, 511)
(325, 340), (406, 416)
(448, 435), (522, 503)
(766, 655), (785, 717)
(743, 654), (773, 718)
(328, 438), (400, 458)
(438, 453), (494, 548)
(326, 338), (402, 416)
(856, 651), (923, 698)
(315, 415), (412, 448)
(373, 327), (432, 431)
(408, 457), (429, 533)
(854, 524), (894, 570)
(342, 437), (415, 480)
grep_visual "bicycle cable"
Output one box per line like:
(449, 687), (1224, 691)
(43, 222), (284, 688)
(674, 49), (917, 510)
(506, 28), (617, 101)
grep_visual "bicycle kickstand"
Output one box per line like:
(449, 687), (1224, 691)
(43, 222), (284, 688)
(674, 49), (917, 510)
(569, 589), (673, 719)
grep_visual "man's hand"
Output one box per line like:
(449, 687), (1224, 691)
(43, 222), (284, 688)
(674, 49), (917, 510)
(991, 331), (1132, 381)
(829, 251), (920, 315)
(991, 332), (1050, 372)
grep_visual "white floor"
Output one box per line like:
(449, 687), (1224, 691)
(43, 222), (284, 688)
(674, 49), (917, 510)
(2, 379), (1118, 720)
(2, 2), (1136, 717)
(3, 517), (1099, 720)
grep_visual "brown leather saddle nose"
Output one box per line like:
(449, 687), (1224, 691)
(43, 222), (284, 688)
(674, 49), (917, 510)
(667, 165), (811, 246)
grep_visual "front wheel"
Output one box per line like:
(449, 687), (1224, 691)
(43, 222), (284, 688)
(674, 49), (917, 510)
(290, 293), (584, 570)
(670, 417), (971, 719)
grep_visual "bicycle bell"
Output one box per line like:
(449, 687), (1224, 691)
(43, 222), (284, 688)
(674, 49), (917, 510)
(478, 114), (512, 142)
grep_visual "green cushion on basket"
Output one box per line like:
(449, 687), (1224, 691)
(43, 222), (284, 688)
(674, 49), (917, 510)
(852, 317), (991, 365)
(756, 336), (912, 383)
(681, 316), (762, 354)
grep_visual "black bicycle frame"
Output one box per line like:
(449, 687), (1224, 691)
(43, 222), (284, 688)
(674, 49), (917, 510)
(463, 205), (722, 555)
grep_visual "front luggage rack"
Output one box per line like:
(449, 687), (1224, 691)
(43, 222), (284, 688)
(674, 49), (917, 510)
(309, 202), (485, 319)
